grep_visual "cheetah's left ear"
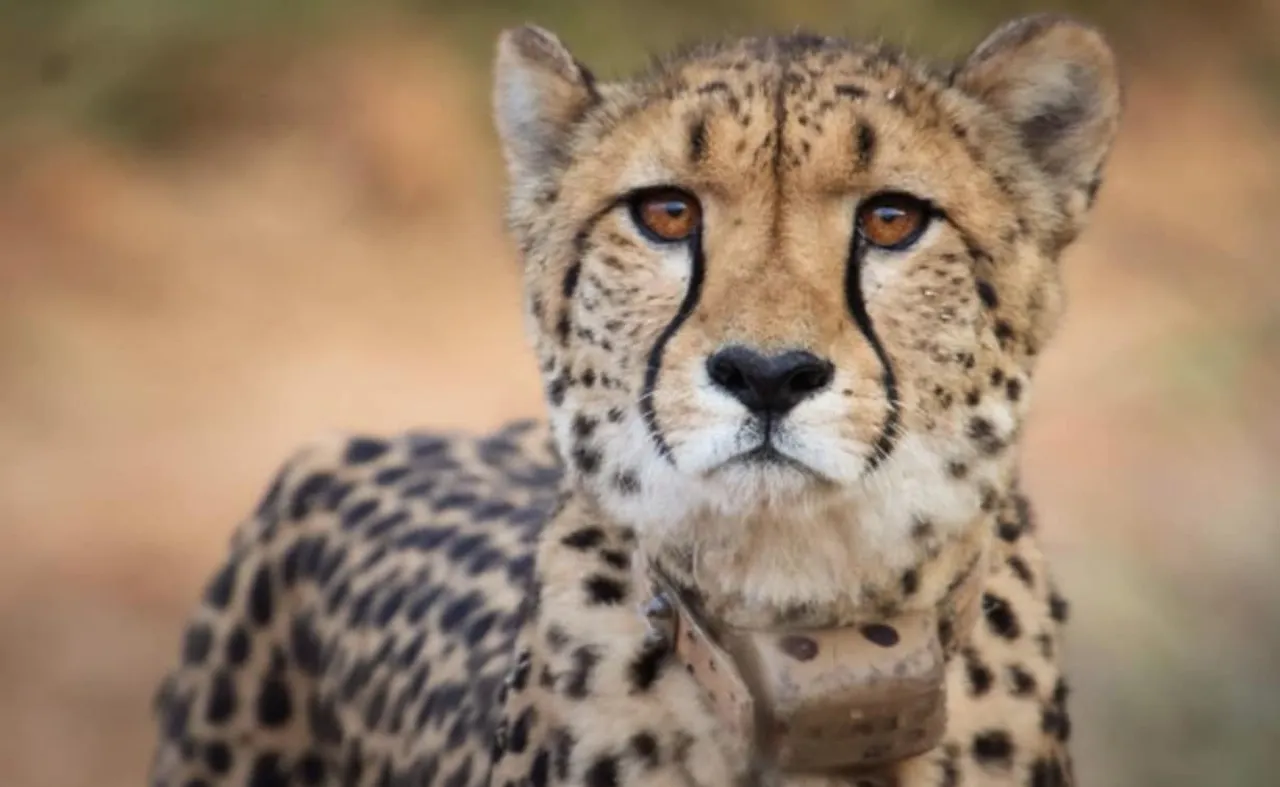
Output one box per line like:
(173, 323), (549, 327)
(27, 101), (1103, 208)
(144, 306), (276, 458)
(957, 14), (1122, 195)
(493, 26), (599, 189)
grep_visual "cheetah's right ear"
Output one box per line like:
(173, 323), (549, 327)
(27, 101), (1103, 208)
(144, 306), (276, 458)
(493, 26), (598, 187)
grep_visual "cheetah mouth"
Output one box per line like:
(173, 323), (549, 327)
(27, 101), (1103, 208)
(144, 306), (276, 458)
(715, 442), (832, 483)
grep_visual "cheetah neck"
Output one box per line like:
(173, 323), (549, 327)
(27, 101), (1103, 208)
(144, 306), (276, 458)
(551, 480), (1001, 633)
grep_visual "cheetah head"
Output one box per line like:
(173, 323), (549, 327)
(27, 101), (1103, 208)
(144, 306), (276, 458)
(493, 16), (1120, 552)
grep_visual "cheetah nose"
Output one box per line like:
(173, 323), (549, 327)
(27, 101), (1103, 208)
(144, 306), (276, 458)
(706, 346), (834, 415)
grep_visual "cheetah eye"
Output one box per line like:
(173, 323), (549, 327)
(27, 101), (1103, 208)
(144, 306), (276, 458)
(627, 187), (702, 244)
(856, 192), (932, 251)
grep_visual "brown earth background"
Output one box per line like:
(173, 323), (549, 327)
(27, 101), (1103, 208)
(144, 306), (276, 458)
(0, 2), (1278, 785)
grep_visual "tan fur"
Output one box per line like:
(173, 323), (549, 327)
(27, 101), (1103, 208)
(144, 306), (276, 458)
(150, 15), (1119, 787)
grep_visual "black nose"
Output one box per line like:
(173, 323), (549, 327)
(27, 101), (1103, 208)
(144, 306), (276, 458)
(706, 346), (834, 415)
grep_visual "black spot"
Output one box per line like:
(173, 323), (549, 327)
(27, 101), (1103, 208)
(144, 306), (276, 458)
(1041, 705), (1072, 742)
(510, 649), (533, 691)
(994, 320), (1016, 348)
(553, 727), (576, 780)
(555, 311), (571, 346)
(1048, 591), (1070, 623)
(937, 618), (955, 651)
(628, 637), (668, 692)
(297, 752), (327, 785)
(1009, 665), (1038, 696)
(856, 123), (876, 169)
(564, 645), (601, 699)
(443, 756), (473, 787)
(901, 569), (920, 596)
(947, 461), (969, 479)
(530, 747), (551, 787)
(440, 590), (484, 629)
(345, 437), (390, 464)
(374, 588), (406, 626)
(205, 741), (233, 774)
(983, 593), (1021, 639)
(340, 742), (365, 786)
(689, 116), (708, 163)
(160, 689), (191, 740)
(583, 575), (627, 605)
(290, 472), (333, 519)
(912, 519), (935, 541)
(561, 527), (605, 550)
(938, 744), (960, 787)
(835, 83), (868, 99)
(342, 499), (379, 530)
(364, 682), (389, 730)
(256, 676), (293, 727)
(545, 625), (569, 653)
(1007, 555), (1035, 587)
(584, 755), (619, 787)
(205, 670), (237, 724)
(997, 518), (1024, 543)
(968, 417), (1005, 455)
(1029, 756), (1067, 787)
(572, 414), (598, 439)
(861, 624), (899, 647)
(547, 371), (569, 406)
(225, 625), (251, 667)
(183, 624), (213, 666)
(249, 753), (289, 787)
(971, 729), (1014, 766)
(1085, 173), (1104, 207)
(248, 565), (274, 627)
(205, 562), (237, 610)
(976, 279), (999, 308)
(467, 611), (498, 646)
(965, 651), (993, 696)
(779, 635), (819, 661)
(613, 470), (641, 495)
(600, 549), (629, 571)
(1006, 378), (1024, 402)
(572, 446), (602, 475)
(631, 731), (660, 768)
(509, 706), (535, 754)
(562, 261), (582, 299)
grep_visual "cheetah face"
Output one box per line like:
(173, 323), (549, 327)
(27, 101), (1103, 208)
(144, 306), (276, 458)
(494, 18), (1120, 536)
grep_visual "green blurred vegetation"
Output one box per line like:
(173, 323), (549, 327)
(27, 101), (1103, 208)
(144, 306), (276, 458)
(0, 0), (1276, 149)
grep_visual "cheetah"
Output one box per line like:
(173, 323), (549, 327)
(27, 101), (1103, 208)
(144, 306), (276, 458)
(150, 13), (1120, 787)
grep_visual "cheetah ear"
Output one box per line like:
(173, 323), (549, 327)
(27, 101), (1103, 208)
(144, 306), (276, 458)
(957, 14), (1121, 191)
(493, 26), (598, 187)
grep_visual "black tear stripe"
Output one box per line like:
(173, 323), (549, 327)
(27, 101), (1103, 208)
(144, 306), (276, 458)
(639, 234), (707, 462)
(845, 234), (902, 473)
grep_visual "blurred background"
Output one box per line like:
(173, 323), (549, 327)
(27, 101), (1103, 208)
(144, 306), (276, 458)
(0, 1), (1277, 785)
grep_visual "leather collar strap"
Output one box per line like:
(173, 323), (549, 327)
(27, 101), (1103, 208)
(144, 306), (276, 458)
(640, 558), (986, 775)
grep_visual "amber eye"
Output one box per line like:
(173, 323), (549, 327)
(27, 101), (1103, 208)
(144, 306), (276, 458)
(856, 193), (931, 250)
(628, 188), (702, 243)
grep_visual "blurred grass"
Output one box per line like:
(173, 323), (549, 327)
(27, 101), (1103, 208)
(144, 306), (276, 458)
(1, 0), (1277, 148)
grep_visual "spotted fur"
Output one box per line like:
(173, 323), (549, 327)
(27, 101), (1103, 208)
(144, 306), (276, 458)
(151, 14), (1120, 787)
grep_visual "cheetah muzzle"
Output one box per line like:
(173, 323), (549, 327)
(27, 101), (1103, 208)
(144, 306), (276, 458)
(150, 12), (1119, 787)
